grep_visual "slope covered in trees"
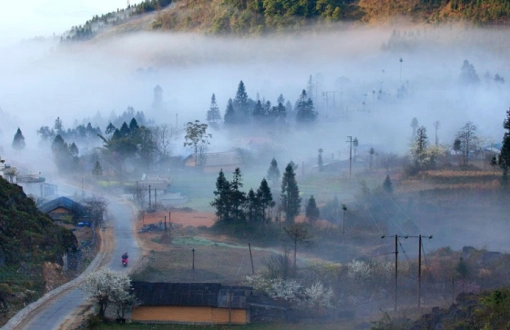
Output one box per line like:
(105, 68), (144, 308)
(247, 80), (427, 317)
(64, 0), (510, 41)
(0, 176), (77, 325)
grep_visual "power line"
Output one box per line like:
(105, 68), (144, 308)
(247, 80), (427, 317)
(366, 189), (406, 234)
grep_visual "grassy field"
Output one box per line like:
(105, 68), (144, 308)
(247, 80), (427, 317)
(127, 165), (510, 329)
(132, 238), (277, 283)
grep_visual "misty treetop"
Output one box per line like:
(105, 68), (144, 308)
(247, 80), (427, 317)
(12, 128), (26, 152)
(38, 117), (102, 146)
(213, 80), (316, 128)
(281, 162), (301, 222)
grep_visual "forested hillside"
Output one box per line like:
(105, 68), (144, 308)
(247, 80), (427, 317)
(0, 176), (77, 325)
(64, 0), (510, 41)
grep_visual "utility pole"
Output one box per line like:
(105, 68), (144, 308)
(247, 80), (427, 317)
(342, 204), (347, 235)
(382, 234), (408, 312)
(322, 91), (337, 117)
(148, 185), (152, 210)
(394, 234), (398, 312)
(418, 235), (422, 312)
(346, 136), (353, 181)
(249, 243), (255, 275)
(397, 234), (433, 312)
(192, 248), (195, 281)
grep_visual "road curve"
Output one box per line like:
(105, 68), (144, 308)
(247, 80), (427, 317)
(3, 197), (139, 330)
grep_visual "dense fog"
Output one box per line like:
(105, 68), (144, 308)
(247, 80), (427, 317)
(1, 24), (510, 251)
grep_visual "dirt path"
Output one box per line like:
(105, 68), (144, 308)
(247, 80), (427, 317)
(56, 226), (117, 330)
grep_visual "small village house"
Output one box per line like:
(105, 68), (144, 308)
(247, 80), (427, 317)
(129, 282), (252, 324)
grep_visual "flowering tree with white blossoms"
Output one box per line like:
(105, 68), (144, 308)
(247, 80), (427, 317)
(303, 281), (334, 310)
(245, 275), (334, 310)
(81, 268), (136, 319)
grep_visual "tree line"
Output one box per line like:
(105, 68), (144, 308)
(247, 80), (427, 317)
(207, 80), (318, 128)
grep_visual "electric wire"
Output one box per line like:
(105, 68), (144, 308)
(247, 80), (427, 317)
(366, 188), (406, 234)
(384, 191), (425, 233)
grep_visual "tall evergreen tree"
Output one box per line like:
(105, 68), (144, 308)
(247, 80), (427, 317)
(51, 134), (73, 172)
(305, 195), (320, 222)
(105, 123), (116, 136)
(119, 122), (130, 137)
(295, 90), (317, 124)
(224, 98), (236, 125)
(233, 80), (250, 124)
(500, 108), (510, 182)
(12, 128), (26, 152)
(92, 160), (103, 179)
(211, 169), (232, 222)
(206, 93), (222, 125)
(230, 168), (246, 222)
(257, 178), (275, 223)
(129, 118), (139, 132)
(54, 117), (64, 135)
(267, 158), (281, 186)
(245, 189), (261, 223)
(281, 163), (301, 222)
(252, 100), (265, 121)
(271, 102), (287, 123)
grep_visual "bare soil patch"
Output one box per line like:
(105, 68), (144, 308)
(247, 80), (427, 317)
(141, 210), (216, 228)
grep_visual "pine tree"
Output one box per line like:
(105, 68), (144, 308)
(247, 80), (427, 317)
(277, 94), (285, 105)
(267, 158), (280, 186)
(245, 189), (260, 223)
(211, 169), (232, 222)
(296, 90), (317, 124)
(54, 117), (64, 134)
(500, 108), (510, 166)
(500, 108), (510, 184)
(281, 163), (301, 222)
(12, 128), (26, 152)
(119, 122), (130, 137)
(230, 168), (246, 222)
(224, 99), (236, 126)
(105, 123), (116, 135)
(51, 134), (72, 172)
(206, 93), (222, 125)
(271, 102), (287, 123)
(129, 118), (139, 132)
(305, 195), (320, 222)
(92, 160), (103, 179)
(253, 100), (265, 121)
(257, 178), (275, 223)
(234, 81), (250, 124)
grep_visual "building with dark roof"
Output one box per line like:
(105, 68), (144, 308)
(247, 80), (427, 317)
(38, 196), (87, 222)
(130, 282), (252, 324)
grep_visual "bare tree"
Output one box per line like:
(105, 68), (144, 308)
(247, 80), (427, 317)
(283, 223), (313, 273)
(456, 121), (477, 166)
(82, 195), (108, 226)
(152, 124), (176, 160)
(433, 120), (440, 146)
